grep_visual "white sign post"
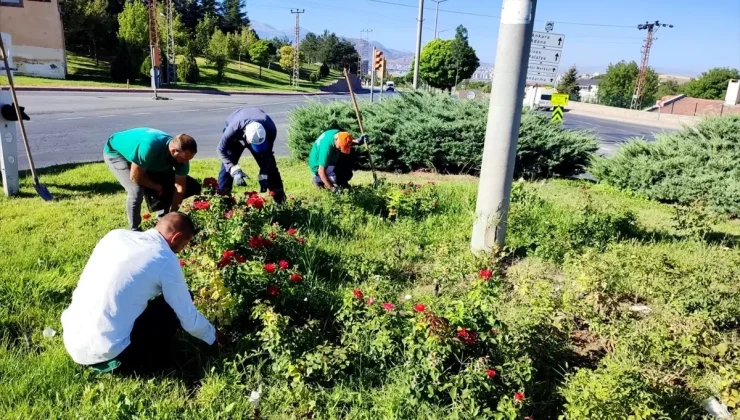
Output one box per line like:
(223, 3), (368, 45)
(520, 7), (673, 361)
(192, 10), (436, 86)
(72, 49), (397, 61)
(526, 30), (566, 85)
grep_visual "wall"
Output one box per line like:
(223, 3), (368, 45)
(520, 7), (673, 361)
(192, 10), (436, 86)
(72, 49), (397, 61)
(0, 0), (66, 79)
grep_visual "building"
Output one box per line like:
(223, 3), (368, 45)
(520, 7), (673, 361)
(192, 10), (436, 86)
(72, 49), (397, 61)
(577, 78), (600, 103)
(0, 0), (66, 79)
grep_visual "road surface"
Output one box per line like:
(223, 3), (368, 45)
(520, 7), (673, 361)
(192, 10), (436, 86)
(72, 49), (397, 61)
(8, 91), (667, 169)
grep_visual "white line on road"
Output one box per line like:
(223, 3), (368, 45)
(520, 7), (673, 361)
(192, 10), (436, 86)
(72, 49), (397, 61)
(132, 112), (152, 115)
(57, 117), (84, 121)
(98, 115), (116, 118)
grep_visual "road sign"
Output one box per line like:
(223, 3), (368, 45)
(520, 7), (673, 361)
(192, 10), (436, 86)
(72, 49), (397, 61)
(467, 91), (476, 100)
(551, 93), (569, 107)
(528, 48), (562, 64)
(551, 106), (564, 124)
(531, 31), (566, 49)
(545, 21), (554, 32)
(527, 64), (558, 75)
(526, 74), (556, 85)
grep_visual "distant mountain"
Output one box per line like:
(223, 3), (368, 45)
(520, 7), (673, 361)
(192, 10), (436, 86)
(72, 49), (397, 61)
(343, 38), (413, 61)
(251, 21), (308, 43)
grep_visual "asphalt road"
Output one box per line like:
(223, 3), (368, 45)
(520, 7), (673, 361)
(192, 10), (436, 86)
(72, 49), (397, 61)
(8, 91), (667, 170)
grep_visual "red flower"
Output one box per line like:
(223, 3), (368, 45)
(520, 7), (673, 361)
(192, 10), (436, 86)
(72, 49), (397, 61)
(143, 213), (151, 220)
(193, 200), (211, 211)
(353, 289), (364, 300)
(222, 250), (236, 259)
(290, 273), (303, 283)
(266, 285), (279, 296)
(366, 297), (375, 305)
(269, 190), (276, 197)
(203, 177), (219, 189)
(249, 236), (264, 248)
(413, 303), (426, 313)
(247, 195), (266, 210)
(279, 260), (290, 270)
(287, 228), (298, 236)
(382, 302), (395, 311)
(269, 232), (277, 239)
(264, 263), (276, 274)
(478, 269), (493, 280)
(224, 210), (234, 219)
(486, 369), (497, 379)
(262, 238), (273, 247)
(296, 237), (306, 245)
(244, 191), (258, 197)
(235, 254), (246, 263)
(179, 260), (186, 267)
(514, 392), (525, 402)
(457, 328), (478, 345)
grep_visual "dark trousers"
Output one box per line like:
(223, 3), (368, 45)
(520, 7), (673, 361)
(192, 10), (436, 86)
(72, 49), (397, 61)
(218, 148), (285, 202)
(145, 171), (202, 215)
(116, 296), (181, 372)
(313, 155), (354, 188)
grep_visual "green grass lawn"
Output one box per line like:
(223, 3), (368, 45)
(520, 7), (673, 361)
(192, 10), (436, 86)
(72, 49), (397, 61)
(0, 51), (343, 93)
(3, 159), (740, 418)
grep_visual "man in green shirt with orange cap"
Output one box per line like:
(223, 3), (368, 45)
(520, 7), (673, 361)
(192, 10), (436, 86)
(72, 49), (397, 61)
(308, 129), (367, 191)
(104, 127), (201, 231)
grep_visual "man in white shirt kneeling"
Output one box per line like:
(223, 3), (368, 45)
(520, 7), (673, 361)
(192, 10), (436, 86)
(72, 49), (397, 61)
(61, 212), (220, 373)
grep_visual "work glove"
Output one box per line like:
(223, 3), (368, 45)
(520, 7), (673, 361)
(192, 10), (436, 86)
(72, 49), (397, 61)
(356, 134), (369, 145)
(230, 165), (248, 187)
(258, 174), (269, 193)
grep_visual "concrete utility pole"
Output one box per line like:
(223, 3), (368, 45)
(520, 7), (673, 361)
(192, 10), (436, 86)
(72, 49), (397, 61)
(412, 0), (424, 89)
(471, 0), (538, 253)
(631, 20), (673, 110)
(290, 9), (305, 89)
(432, 0), (448, 39)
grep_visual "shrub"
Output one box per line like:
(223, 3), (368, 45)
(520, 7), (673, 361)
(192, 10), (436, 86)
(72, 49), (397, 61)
(319, 63), (330, 78)
(139, 55), (152, 82)
(178, 42), (200, 83)
(309, 71), (320, 83)
(591, 115), (740, 215)
(288, 91), (598, 178)
(206, 29), (230, 82)
(109, 41), (138, 83)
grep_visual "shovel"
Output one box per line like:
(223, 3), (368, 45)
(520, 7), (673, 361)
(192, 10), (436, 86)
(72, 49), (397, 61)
(0, 36), (52, 201)
(343, 68), (378, 187)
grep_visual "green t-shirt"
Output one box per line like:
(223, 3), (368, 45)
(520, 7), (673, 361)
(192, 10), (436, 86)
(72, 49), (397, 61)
(104, 128), (189, 176)
(308, 129), (340, 175)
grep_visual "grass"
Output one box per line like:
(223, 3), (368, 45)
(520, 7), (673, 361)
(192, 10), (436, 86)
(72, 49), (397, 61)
(3, 159), (740, 418)
(0, 51), (343, 93)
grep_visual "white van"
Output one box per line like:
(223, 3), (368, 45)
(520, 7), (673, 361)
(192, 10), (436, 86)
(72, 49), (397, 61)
(385, 81), (395, 92)
(524, 86), (555, 110)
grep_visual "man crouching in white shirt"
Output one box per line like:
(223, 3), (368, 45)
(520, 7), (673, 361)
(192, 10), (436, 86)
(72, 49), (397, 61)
(61, 212), (221, 373)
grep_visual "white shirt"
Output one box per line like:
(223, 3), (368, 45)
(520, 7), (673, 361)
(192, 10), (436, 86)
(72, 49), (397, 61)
(61, 229), (215, 365)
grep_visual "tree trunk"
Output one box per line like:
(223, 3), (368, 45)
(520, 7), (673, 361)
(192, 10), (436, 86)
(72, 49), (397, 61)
(93, 39), (98, 66)
(259, 65), (262, 78)
(238, 53), (241, 68)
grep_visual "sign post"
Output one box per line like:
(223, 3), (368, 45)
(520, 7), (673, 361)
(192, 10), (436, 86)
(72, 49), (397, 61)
(0, 33), (18, 197)
(526, 31), (566, 85)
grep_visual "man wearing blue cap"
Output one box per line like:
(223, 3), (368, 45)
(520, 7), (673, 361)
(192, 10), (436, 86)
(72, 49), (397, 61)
(216, 107), (286, 203)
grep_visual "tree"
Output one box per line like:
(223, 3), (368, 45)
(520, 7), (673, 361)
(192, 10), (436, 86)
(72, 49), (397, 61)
(221, 0), (248, 34)
(418, 35), (478, 92)
(177, 0), (203, 33)
(200, 0), (219, 20)
(195, 13), (218, 55)
(249, 40), (275, 78)
(597, 61), (659, 109)
(682, 68), (740, 99)
(178, 42), (200, 83)
(557, 66), (581, 101)
(450, 25), (480, 87)
(206, 29), (231, 82)
(657, 79), (682, 99)
(300, 32), (321, 64)
(82, 0), (111, 65)
(234, 26), (257, 67)
(116, 1), (149, 73)
(157, 4), (188, 56)
(329, 40), (360, 71)
(279, 45), (295, 74)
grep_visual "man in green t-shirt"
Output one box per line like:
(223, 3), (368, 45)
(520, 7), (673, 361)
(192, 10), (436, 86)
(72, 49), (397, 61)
(308, 130), (367, 191)
(104, 127), (201, 230)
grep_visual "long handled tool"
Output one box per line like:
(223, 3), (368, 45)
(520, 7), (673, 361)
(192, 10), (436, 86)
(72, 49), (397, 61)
(0, 36), (52, 201)
(343, 68), (378, 187)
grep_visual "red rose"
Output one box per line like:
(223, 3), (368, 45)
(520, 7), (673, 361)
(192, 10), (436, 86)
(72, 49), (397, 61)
(486, 369), (497, 379)
(224, 210), (234, 219)
(247, 196), (266, 210)
(478, 269), (493, 280)
(382, 302), (395, 311)
(249, 236), (263, 248)
(366, 297), (376, 305)
(514, 392), (525, 402)
(143, 213), (151, 220)
(193, 200), (211, 211)
(179, 260), (186, 267)
(413, 303), (426, 313)
(290, 273), (303, 283)
(269, 232), (277, 239)
(287, 228), (297, 236)
(222, 250), (236, 259)
(245, 191), (258, 197)
(264, 263), (276, 274)
(279, 260), (290, 270)
(457, 328), (478, 345)
(266, 285), (279, 296)
(235, 254), (246, 263)
(353, 289), (364, 300)
(296, 237), (306, 245)
(262, 238), (273, 247)
(203, 177), (219, 189)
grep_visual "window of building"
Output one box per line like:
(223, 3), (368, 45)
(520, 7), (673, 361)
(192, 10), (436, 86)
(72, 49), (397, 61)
(0, 0), (23, 6)
(28, 0), (51, 3)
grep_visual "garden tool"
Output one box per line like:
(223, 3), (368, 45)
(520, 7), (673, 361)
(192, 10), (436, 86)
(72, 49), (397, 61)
(343, 68), (378, 187)
(0, 35), (53, 201)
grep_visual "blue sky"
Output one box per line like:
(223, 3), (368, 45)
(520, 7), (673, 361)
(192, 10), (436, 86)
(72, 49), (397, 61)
(247, 0), (740, 76)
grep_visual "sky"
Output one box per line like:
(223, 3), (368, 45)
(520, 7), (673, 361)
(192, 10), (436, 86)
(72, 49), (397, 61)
(246, 0), (740, 76)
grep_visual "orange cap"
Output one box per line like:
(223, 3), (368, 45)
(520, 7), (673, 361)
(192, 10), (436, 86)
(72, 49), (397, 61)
(336, 131), (354, 154)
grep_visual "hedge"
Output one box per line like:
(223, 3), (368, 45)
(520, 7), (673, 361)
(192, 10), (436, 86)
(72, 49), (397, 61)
(288, 91), (598, 179)
(591, 115), (740, 215)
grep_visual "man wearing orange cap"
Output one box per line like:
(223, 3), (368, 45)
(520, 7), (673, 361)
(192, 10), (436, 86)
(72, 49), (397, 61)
(309, 129), (367, 191)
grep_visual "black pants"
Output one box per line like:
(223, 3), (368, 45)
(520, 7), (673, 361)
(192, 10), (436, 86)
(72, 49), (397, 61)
(218, 148), (286, 203)
(144, 171), (202, 214)
(313, 154), (354, 188)
(116, 296), (181, 372)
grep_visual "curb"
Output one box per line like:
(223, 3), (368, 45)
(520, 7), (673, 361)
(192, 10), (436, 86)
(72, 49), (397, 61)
(13, 86), (336, 96)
